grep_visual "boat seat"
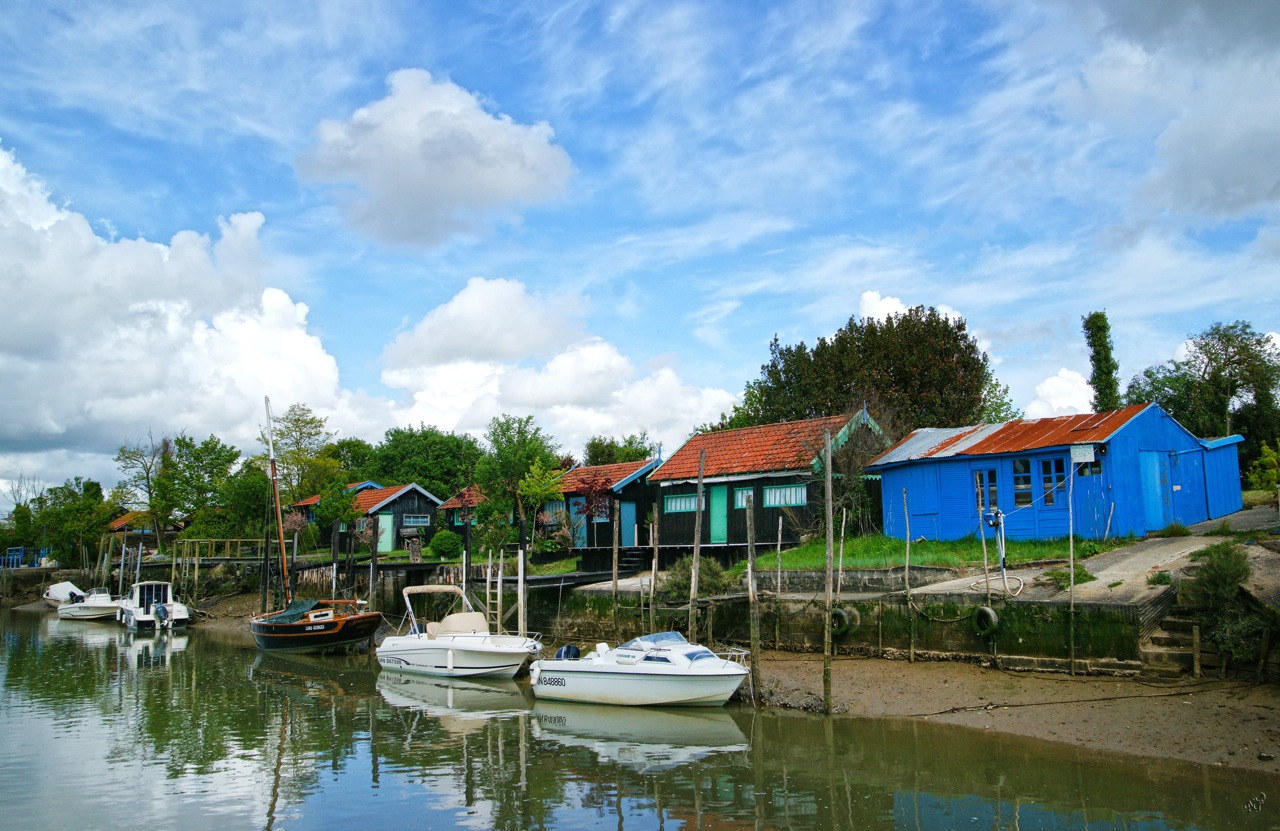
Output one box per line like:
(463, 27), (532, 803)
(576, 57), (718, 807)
(438, 612), (488, 635)
(424, 622), (440, 639)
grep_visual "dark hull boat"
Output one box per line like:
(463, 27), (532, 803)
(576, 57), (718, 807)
(250, 397), (383, 654)
(250, 599), (382, 653)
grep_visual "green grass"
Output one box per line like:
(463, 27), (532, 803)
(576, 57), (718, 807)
(529, 556), (579, 576)
(1242, 490), (1276, 508)
(726, 532), (1131, 577)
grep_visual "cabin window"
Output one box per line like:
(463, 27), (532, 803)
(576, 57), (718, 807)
(403, 514), (431, 527)
(763, 484), (807, 508)
(356, 518), (368, 532)
(642, 655), (673, 664)
(1013, 459), (1033, 507)
(1041, 458), (1067, 506)
(541, 500), (565, 525)
(734, 488), (754, 509)
(1077, 459), (1102, 476)
(974, 469), (997, 513)
(450, 509), (476, 526)
(664, 494), (703, 513)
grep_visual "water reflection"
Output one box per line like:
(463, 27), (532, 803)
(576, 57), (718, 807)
(2, 608), (1274, 831)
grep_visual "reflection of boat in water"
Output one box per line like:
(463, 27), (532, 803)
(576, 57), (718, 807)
(248, 650), (380, 699)
(376, 585), (542, 678)
(531, 701), (750, 772)
(56, 587), (120, 621)
(377, 669), (530, 718)
(530, 631), (749, 706)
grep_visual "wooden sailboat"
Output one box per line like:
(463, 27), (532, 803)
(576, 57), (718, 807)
(249, 397), (383, 653)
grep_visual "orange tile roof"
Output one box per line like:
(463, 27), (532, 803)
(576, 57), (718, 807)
(439, 485), (485, 511)
(108, 511), (146, 531)
(649, 415), (850, 482)
(559, 459), (655, 493)
(352, 485), (411, 514)
(292, 482), (372, 508)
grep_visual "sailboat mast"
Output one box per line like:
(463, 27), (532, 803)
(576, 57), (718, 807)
(265, 397), (291, 605)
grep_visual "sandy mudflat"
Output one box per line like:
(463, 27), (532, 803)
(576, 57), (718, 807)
(752, 649), (1280, 772)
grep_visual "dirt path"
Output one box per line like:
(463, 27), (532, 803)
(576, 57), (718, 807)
(754, 650), (1280, 772)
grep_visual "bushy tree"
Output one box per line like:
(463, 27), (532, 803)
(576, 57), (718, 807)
(1246, 441), (1279, 491)
(170, 434), (241, 517)
(116, 432), (179, 552)
(1127, 320), (1280, 467)
(28, 478), (114, 567)
(712, 306), (992, 432)
(474, 414), (559, 533)
(583, 432), (659, 466)
(367, 424), (483, 498)
(660, 555), (732, 602)
(261, 403), (334, 502)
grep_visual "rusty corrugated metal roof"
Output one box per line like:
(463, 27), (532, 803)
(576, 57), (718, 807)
(867, 403), (1151, 468)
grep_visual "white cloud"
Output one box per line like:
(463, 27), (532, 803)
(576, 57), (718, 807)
(858, 290), (908, 320)
(0, 148), (358, 497)
(1025, 368), (1092, 419)
(380, 278), (737, 458)
(302, 69), (573, 246)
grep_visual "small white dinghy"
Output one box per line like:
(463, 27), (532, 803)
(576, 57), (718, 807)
(43, 581), (82, 609)
(529, 631), (749, 707)
(376, 585), (542, 678)
(56, 587), (120, 621)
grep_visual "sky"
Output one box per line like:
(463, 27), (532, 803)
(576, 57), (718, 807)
(1, 0), (1278, 508)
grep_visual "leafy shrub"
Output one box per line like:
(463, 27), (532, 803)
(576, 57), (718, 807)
(1245, 440), (1279, 491)
(1150, 523), (1192, 538)
(1203, 520), (1236, 537)
(660, 555), (733, 602)
(1146, 569), (1173, 586)
(1038, 563), (1096, 591)
(429, 529), (463, 560)
(1183, 541), (1270, 665)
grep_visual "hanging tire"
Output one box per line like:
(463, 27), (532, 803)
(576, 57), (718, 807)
(973, 605), (999, 637)
(830, 606), (858, 637)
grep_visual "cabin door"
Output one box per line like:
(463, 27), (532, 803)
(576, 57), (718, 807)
(709, 486), (728, 543)
(620, 501), (637, 546)
(377, 511), (395, 552)
(1139, 452), (1172, 532)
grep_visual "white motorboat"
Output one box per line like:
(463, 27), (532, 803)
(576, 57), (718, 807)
(529, 631), (749, 707)
(56, 587), (120, 621)
(43, 581), (82, 608)
(118, 581), (190, 630)
(376, 585), (542, 678)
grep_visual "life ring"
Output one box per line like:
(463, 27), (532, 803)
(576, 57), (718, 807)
(973, 605), (999, 637)
(830, 607), (859, 637)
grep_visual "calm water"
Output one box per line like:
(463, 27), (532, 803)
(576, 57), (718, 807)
(1, 609), (1272, 831)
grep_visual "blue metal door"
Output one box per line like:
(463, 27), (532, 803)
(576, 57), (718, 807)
(620, 501), (637, 546)
(1139, 452), (1171, 532)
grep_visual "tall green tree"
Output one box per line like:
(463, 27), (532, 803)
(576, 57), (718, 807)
(977, 369), (1023, 424)
(582, 432), (659, 466)
(1082, 311), (1122, 412)
(115, 432), (179, 551)
(367, 425), (484, 498)
(473, 414), (560, 532)
(29, 478), (114, 567)
(261, 403), (334, 502)
(716, 306), (990, 432)
(1126, 320), (1280, 467)
(170, 434), (241, 517)
(327, 437), (375, 480)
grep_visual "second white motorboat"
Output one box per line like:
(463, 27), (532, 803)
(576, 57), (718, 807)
(56, 587), (120, 621)
(118, 581), (190, 630)
(529, 631), (749, 707)
(376, 585), (542, 678)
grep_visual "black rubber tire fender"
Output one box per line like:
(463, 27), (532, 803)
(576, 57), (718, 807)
(973, 605), (999, 637)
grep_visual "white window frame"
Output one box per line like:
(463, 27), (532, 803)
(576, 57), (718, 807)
(403, 514), (431, 527)
(762, 484), (807, 508)
(664, 494), (703, 513)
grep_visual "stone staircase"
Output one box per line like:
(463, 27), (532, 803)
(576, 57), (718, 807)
(1140, 611), (1201, 678)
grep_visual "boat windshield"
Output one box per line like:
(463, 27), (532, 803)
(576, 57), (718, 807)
(687, 647), (719, 662)
(619, 631), (689, 650)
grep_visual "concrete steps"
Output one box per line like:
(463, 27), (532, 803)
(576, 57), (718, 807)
(1139, 612), (1203, 678)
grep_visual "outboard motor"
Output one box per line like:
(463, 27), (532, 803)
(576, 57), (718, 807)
(554, 644), (581, 660)
(154, 602), (169, 628)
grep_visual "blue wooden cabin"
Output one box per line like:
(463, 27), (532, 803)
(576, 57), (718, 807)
(866, 403), (1243, 541)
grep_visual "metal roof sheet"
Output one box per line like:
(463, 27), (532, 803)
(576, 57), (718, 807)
(867, 403), (1151, 468)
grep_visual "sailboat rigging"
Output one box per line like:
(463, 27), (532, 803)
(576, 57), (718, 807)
(248, 396), (383, 652)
